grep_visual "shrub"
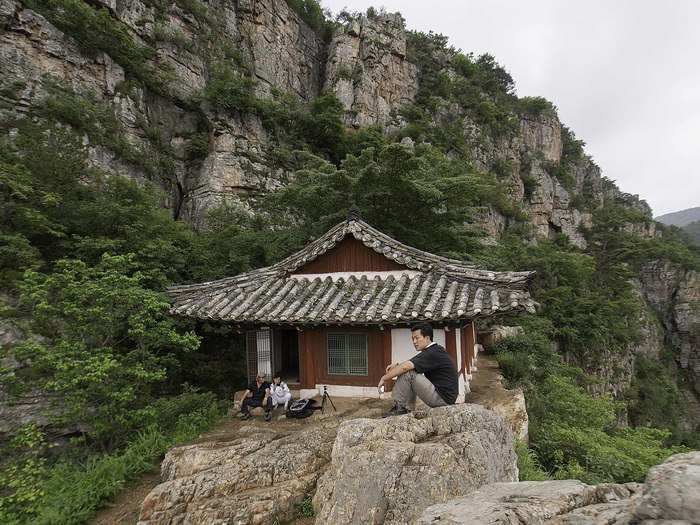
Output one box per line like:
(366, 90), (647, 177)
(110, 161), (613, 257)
(495, 332), (690, 484)
(521, 173), (537, 200)
(12, 254), (200, 449)
(297, 496), (315, 518)
(515, 440), (551, 481)
(518, 96), (558, 118)
(0, 394), (223, 525)
(285, 0), (334, 39)
(0, 424), (48, 524)
(204, 64), (257, 113)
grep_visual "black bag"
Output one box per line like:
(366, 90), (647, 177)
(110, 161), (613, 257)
(286, 398), (319, 419)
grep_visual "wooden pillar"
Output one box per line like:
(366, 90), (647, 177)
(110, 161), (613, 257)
(445, 328), (457, 366)
(461, 322), (476, 378)
(382, 327), (393, 392)
(468, 322), (476, 370)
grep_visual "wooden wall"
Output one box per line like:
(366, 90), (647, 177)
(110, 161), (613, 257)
(298, 326), (390, 388)
(296, 237), (406, 273)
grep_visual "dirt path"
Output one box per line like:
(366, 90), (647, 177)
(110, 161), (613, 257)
(90, 472), (161, 525)
(465, 353), (513, 405)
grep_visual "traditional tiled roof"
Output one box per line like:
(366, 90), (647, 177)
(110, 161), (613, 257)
(167, 218), (537, 324)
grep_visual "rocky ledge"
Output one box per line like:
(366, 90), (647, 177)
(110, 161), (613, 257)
(137, 403), (517, 524)
(420, 451), (700, 524)
(313, 403), (518, 524)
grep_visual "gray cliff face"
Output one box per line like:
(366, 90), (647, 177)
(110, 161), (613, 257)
(464, 113), (596, 249)
(324, 12), (419, 128)
(640, 261), (700, 399)
(1, 0), (612, 241)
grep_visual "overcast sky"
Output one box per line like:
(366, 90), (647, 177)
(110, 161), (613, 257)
(322, 0), (700, 216)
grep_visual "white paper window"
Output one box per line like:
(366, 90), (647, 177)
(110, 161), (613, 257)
(327, 333), (368, 376)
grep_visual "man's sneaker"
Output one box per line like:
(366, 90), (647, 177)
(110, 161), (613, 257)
(382, 404), (409, 418)
(264, 411), (272, 422)
(240, 413), (251, 421)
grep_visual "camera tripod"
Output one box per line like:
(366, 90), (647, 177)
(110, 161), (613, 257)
(320, 385), (336, 413)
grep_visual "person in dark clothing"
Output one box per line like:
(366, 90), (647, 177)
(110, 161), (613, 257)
(378, 323), (458, 417)
(240, 373), (273, 421)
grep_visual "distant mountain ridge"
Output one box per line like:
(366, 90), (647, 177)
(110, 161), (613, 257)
(684, 220), (700, 246)
(655, 206), (700, 227)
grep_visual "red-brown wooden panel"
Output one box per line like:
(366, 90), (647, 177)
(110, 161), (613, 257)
(304, 326), (386, 387)
(296, 237), (406, 274)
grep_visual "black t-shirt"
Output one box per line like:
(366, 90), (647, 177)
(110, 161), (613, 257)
(410, 343), (458, 404)
(247, 381), (270, 401)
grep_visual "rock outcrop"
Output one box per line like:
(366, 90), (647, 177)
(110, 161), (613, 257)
(419, 480), (640, 524)
(420, 451), (700, 524)
(313, 404), (518, 525)
(137, 404), (518, 525)
(138, 423), (336, 525)
(324, 12), (418, 128)
(640, 261), (700, 398)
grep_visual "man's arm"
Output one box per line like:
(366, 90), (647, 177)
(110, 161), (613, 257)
(236, 389), (251, 402)
(378, 360), (415, 389)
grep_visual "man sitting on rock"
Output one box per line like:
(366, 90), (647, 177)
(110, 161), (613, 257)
(240, 373), (273, 421)
(378, 322), (458, 417)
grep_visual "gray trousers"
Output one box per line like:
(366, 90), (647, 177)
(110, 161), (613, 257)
(392, 370), (447, 410)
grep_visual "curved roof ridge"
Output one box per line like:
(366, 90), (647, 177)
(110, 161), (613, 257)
(166, 217), (536, 301)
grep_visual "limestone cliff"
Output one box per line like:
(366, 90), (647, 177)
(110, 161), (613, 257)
(0, 0), (638, 240)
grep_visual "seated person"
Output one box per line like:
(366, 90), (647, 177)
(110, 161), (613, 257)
(270, 372), (292, 411)
(240, 373), (273, 421)
(378, 322), (458, 417)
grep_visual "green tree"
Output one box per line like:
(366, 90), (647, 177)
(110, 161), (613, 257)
(265, 142), (515, 258)
(10, 254), (199, 449)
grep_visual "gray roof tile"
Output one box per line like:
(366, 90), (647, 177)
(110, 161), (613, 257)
(168, 218), (537, 324)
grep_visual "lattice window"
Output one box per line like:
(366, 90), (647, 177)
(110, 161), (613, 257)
(256, 328), (272, 380)
(327, 333), (368, 376)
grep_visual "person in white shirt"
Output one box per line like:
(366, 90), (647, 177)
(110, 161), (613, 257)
(270, 372), (292, 411)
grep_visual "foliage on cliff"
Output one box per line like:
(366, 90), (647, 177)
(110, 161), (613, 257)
(495, 332), (690, 483)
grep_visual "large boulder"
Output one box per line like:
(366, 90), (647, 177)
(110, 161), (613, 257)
(634, 451), (700, 522)
(137, 424), (336, 525)
(420, 451), (700, 524)
(419, 480), (640, 524)
(313, 404), (518, 525)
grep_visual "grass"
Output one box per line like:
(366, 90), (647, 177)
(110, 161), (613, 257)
(6, 400), (226, 525)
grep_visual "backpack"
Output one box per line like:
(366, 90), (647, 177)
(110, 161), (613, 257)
(286, 398), (319, 419)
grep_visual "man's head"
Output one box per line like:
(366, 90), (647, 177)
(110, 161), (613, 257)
(410, 323), (433, 351)
(256, 373), (265, 384)
(272, 372), (281, 385)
